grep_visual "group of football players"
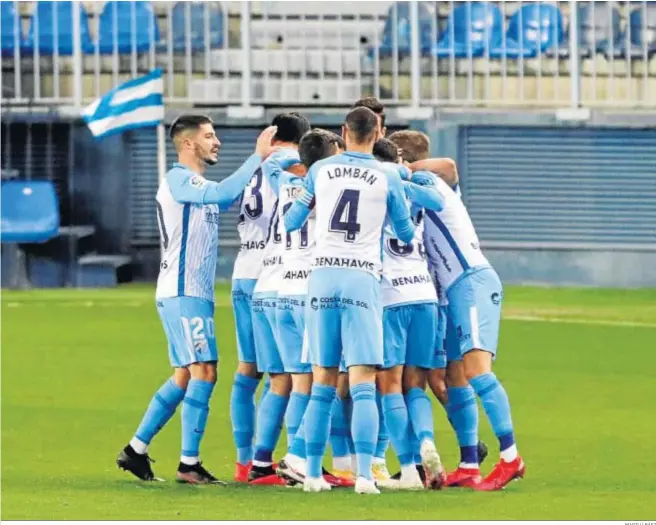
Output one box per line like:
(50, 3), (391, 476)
(117, 97), (525, 495)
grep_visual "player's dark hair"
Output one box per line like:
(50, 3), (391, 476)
(299, 129), (336, 168)
(169, 114), (213, 140)
(388, 130), (430, 163)
(353, 97), (386, 128)
(373, 138), (398, 163)
(271, 112), (311, 145)
(330, 132), (346, 150)
(344, 107), (379, 145)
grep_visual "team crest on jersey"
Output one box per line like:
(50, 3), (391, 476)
(190, 175), (207, 188)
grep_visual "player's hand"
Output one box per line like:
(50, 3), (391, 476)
(255, 126), (278, 157)
(397, 164), (412, 181)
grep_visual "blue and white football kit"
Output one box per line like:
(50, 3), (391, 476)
(285, 152), (415, 485)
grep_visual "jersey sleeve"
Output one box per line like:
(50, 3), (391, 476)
(283, 164), (316, 232)
(260, 151), (300, 197)
(385, 168), (415, 244)
(167, 154), (262, 211)
(403, 171), (444, 212)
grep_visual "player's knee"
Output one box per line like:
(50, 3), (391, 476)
(336, 373), (350, 398)
(377, 367), (403, 395)
(313, 366), (339, 387)
(445, 360), (468, 387)
(173, 367), (191, 389)
(237, 361), (260, 379)
(269, 373), (292, 396)
(428, 369), (447, 405)
(463, 349), (492, 380)
(190, 362), (217, 383)
(349, 365), (377, 387)
(402, 366), (427, 392)
(292, 373), (312, 395)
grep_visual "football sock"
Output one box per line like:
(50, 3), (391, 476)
(329, 397), (350, 462)
(133, 377), (186, 451)
(405, 387), (435, 443)
(446, 385), (479, 468)
(381, 393), (413, 467)
(253, 391), (289, 467)
(342, 396), (356, 457)
(350, 382), (379, 481)
(374, 391), (390, 462)
(408, 422), (421, 464)
(469, 372), (517, 461)
(181, 378), (215, 462)
(305, 384), (336, 478)
(289, 413), (307, 460)
(285, 392), (310, 449)
(230, 372), (259, 465)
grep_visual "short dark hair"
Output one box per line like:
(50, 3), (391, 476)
(299, 129), (337, 168)
(169, 114), (213, 141)
(344, 107), (378, 145)
(373, 138), (398, 163)
(388, 130), (430, 163)
(353, 97), (385, 128)
(330, 132), (346, 150)
(271, 112), (311, 145)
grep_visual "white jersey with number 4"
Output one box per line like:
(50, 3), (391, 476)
(423, 177), (490, 294)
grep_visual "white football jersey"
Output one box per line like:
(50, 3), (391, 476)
(277, 172), (316, 297)
(253, 199), (286, 294)
(423, 177), (490, 294)
(155, 169), (220, 302)
(381, 205), (437, 307)
(232, 152), (293, 281)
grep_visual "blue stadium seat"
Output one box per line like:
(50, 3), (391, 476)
(23, 1), (93, 56)
(549, 3), (618, 59)
(97, 1), (160, 54)
(432, 1), (503, 59)
(1, 1), (21, 57)
(623, 4), (656, 59)
(377, 2), (435, 58)
(490, 3), (564, 59)
(168, 2), (224, 52)
(1, 181), (60, 243)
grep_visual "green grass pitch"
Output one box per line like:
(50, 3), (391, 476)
(2, 284), (655, 520)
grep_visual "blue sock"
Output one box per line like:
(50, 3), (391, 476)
(350, 382), (378, 481)
(253, 391), (289, 466)
(230, 373), (259, 465)
(342, 396), (355, 455)
(181, 379), (215, 458)
(405, 387), (435, 443)
(255, 378), (271, 436)
(381, 393), (413, 467)
(305, 384), (336, 478)
(289, 413), (307, 460)
(134, 378), (186, 446)
(374, 391), (390, 460)
(407, 422), (421, 464)
(446, 385), (479, 466)
(469, 372), (516, 453)
(329, 397), (350, 459)
(285, 392), (310, 449)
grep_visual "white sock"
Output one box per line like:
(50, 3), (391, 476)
(372, 457), (386, 466)
(401, 464), (418, 479)
(129, 437), (148, 455)
(333, 456), (351, 472)
(460, 462), (479, 470)
(252, 459), (273, 468)
(500, 444), (518, 462)
(180, 455), (199, 466)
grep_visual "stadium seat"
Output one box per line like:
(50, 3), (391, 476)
(0, 181), (60, 243)
(168, 1), (224, 52)
(1, 1), (21, 57)
(22, 1), (94, 56)
(97, 1), (160, 54)
(490, 3), (564, 59)
(432, 1), (503, 59)
(622, 4), (656, 59)
(548, 3), (617, 59)
(377, 2), (435, 57)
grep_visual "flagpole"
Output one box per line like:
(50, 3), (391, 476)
(157, 123), (166, 259)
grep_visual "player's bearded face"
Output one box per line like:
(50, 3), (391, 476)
(194, 125), (221, 166)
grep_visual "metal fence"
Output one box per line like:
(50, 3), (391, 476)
(1, 0), (655, 109)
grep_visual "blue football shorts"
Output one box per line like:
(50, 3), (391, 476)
(157, 296), (218, 368)
(305, 267), (383, 369)
(252, 292), (285, 374)
(231, 279), (257, 364)
(382, 301), (438, 369)
(276, 295), (312, 374)
(446, 266), (503, 361)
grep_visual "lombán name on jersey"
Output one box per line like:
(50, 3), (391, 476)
(390, 273), (433, 287)
(314, 256), (375, 272)
(284, 269), (310, 280)
(324, 166), (378, 185)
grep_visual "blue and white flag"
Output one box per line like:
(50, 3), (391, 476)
(82, 68), (164, 139)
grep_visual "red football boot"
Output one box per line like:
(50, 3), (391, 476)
(474, 456), (525, 491)
(248, 464), (289, 486)
(234, 461), (252, 483)
(445, 467), (482, 488)
(322, 468), (355, 488)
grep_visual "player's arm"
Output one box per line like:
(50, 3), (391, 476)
(386, 169), (415, 244)
(261, 152), (300, 197)
(283, 165), (316, 232)
(403, 171), (444, 212)
(408, 157), (459, 188)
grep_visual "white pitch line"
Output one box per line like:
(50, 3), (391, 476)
(504, 315), (656, 329)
